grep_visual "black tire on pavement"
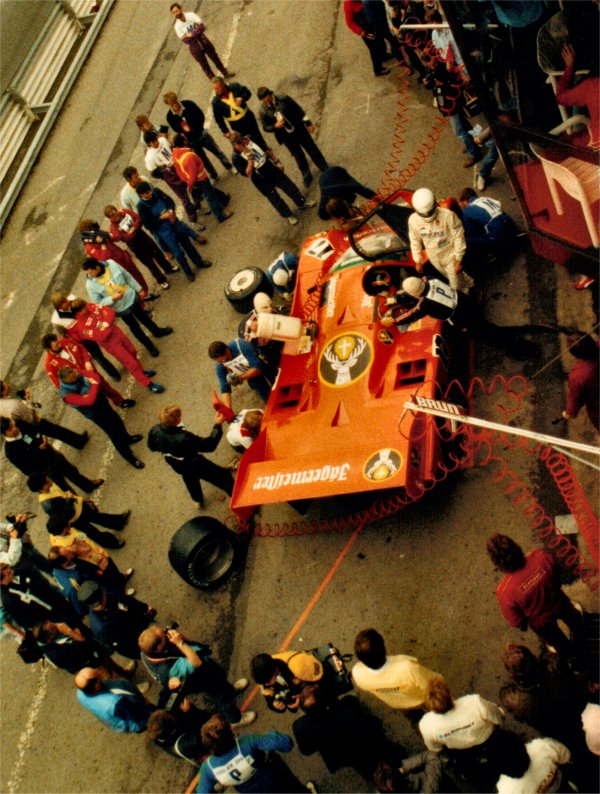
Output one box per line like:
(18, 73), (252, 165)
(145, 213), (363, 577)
(169, 517), (237, 589)
(224, 267), (273, 314)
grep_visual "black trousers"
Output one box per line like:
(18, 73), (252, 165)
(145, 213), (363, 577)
(168, 456), (234, 505)
(62, 502), (127, 549)
(37, 417), (88, 449)
(284, 129), (328, 183)
(78, 393), (137, 465)
(230, 110), (269, 151)
(191, 130), (232, 179)
(362, 33), (387, 75)
(118, 298), (162, 354)
(252, 164), (305, 218)
(45, 449), (97, 493)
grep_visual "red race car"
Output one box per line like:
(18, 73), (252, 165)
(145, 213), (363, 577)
(231, 189), (461, 520)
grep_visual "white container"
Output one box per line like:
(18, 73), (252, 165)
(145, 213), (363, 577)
(256, 312), (303, 341)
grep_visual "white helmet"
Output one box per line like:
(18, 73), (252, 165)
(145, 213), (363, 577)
(253, 292), (273, 313)
(412, 188), (437, 222)
(402, 276), (426, 297)
(272, 269), (289, 287)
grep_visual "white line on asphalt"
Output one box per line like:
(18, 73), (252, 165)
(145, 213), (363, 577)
(7, 664), (50, 793)
(204, 3), (244, 130)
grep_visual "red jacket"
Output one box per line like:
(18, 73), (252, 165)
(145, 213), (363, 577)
(172, 146), (208, 188)
(62, 377), (101, 408)
(84, 239), (135, 271)
(44, 338), (93, 388)
(495, 548), (563, 630)
(67, 303), (117, 345)
(107, 208), (141, 245)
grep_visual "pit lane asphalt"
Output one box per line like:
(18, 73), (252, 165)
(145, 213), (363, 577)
(1, 2), (598, 793)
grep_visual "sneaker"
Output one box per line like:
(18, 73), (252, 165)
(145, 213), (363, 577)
(306, 783), (318, 794)
(231, 711), (256, 728)
(185, 272), (196, 282)
(159, 281), (169, 290)
(574, 275), (595, 290)
(137, 682), (150, 695)
(195, 501), (204, 511)
(125, 587), (136, 597)
(148, 382), (164, 394)
(120, 399), (136, 409)
(302, 199), (317, 208)
(143, 370), (156, 378)
(476, 174), (486, 191)
(572, 600), (584, 616)
(231, 166), (238, 175)
(233, 677), (249, 691)
(224, 70), (236, 78)
(144, 293), (160, 302)
(287, 216), (298, 225)
(154, 326), (173, 338)
(123, 568), (134, 580)
(131, 458), (145, 469)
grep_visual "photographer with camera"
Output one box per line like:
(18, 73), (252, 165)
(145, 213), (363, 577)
(0, 512), (53, 574)
(138, 624), (255, 727)
(0, 380), (89, 450)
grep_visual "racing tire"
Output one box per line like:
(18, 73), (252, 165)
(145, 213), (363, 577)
(224, 267), (273, 314)
(169, 517), (238, 589)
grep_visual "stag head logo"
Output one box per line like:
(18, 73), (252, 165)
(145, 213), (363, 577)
(319, 333), (372, 387)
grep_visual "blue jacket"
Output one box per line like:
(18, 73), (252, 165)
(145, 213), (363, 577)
(84, 260), (140, 314)
(197, 731), (294, 793)
(77, 679), (152, 733)
(215, 340), (264, 394)
(462, 197), (517, 244)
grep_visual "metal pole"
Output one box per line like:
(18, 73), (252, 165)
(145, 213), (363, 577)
(403, 401), (600, 458)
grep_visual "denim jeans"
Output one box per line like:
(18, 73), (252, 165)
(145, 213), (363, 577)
(450, 112), (479, 157)
(160, 220), (204, 275)
(479, 140), (499, 181)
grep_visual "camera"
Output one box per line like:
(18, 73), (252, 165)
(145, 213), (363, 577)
(163, 621), (179, 633)
(5, 514), (34, 538)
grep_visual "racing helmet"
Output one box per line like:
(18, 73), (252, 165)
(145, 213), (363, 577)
(253, 292), (273, 313)
(402, 276), (426, 297)
(272, 269), (290, 287)
(412, 188), (437, 222)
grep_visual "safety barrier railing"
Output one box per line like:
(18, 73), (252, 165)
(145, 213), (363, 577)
(0, 0), (114, 231)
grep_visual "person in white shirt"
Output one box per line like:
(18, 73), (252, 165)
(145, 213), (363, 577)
(170, 3), (234, 81)
(496, 737), (571, 794)
(419, 678), (518, 789)
(226, 409), (263, 453)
